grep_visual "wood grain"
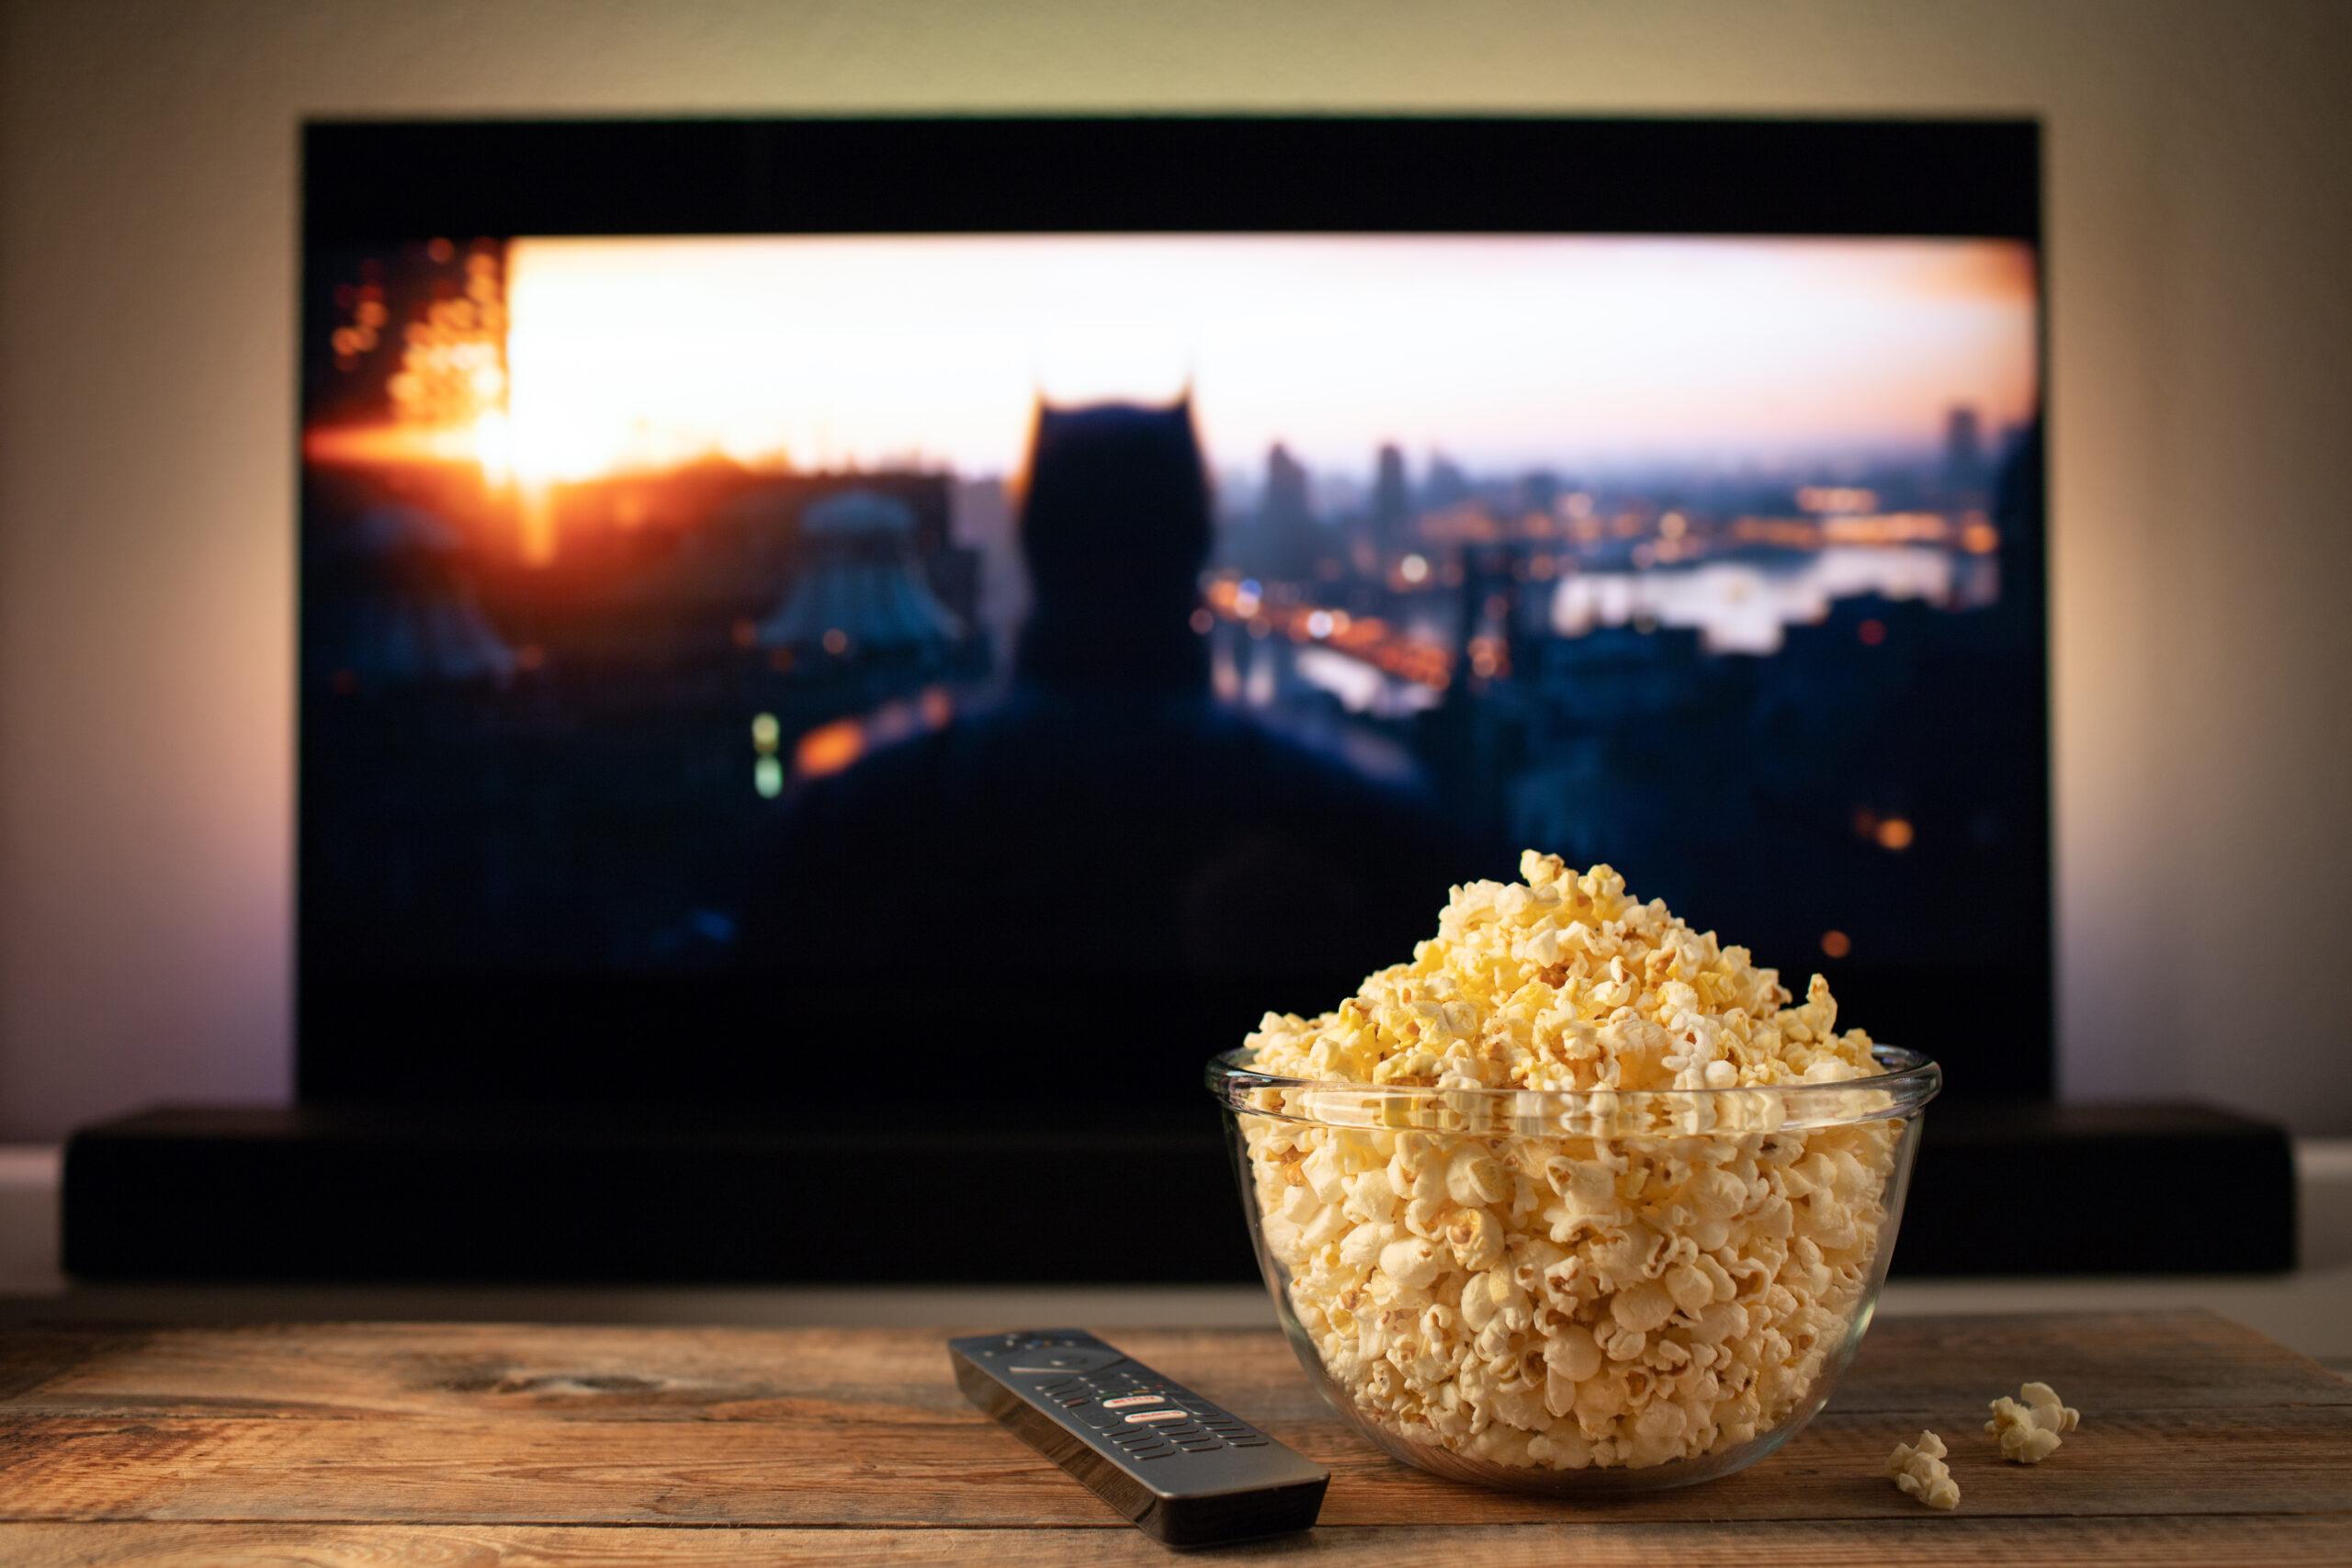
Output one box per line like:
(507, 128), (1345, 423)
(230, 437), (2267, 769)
(2, 1518), (2350, 1568)
(2, 1404), (2348, 1526)
(5, 1311), (2345, 1424)
(0, 1312), (2344, 1563)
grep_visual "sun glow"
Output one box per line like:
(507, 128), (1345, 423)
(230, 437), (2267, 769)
(498, 234), (2039, 486)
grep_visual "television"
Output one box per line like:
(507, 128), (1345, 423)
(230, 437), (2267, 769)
(297, 116), (2050, 1116)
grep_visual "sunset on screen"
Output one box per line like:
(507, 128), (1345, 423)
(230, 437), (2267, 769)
(492, 235), (2038, 487)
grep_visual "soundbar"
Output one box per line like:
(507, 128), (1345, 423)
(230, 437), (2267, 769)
(62, 1099), (2291, 1280)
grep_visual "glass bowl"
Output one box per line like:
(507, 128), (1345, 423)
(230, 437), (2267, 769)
(1207, 1043), (1939, 1494)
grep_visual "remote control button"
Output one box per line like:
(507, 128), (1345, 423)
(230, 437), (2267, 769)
(1102, 1394), (1166, 1408)
(1125, 1409), (1187, 1424)
(1004, 1348), (1123, 1373)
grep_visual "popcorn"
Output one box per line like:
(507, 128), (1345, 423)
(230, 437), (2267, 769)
(1985, 1382), (2079, 1463)
(1237, 853), (1904, 1473)
(1888, 1429), (1961, 1509)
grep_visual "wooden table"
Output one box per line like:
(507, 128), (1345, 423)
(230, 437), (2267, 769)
(1, 1310), (2346, 1563)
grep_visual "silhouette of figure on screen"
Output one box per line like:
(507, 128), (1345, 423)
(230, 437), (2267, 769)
(743, 398), (1464, 1093)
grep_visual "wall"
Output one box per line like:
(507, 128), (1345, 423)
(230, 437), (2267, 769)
(3, 0), (2348, 1138)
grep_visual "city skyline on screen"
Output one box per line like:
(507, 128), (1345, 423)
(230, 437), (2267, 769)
(299, 217), (2051, 1101)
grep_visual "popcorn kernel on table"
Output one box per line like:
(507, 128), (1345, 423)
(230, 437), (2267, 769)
(1239, 852), (1903, 1472)
(1986, 1380), (2081, 1463)
(1888, 1429), (1962, 1509)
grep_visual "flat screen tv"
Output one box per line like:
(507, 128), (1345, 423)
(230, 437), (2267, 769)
(299, 117), (2049, 1113)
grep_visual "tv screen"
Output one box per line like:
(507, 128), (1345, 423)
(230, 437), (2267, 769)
(299, 118), (2048, 1107)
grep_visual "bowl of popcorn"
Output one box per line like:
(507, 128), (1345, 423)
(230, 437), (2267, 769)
(1207, 852), (1939, 1494)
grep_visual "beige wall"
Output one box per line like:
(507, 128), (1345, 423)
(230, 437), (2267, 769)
(3, 0), (2347, 1138)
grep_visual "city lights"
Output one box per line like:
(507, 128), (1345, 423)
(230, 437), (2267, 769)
(1796, 486), (1880, 515)
(796, 718), (865, 778)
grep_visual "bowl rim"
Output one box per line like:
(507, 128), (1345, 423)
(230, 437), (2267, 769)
(1205, 1042), (1940, 1133)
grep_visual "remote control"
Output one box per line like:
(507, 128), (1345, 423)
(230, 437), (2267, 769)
(947, 1327), (1329, 1547)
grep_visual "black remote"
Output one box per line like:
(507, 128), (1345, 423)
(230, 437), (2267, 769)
(948, 1327), (1329, 1547)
